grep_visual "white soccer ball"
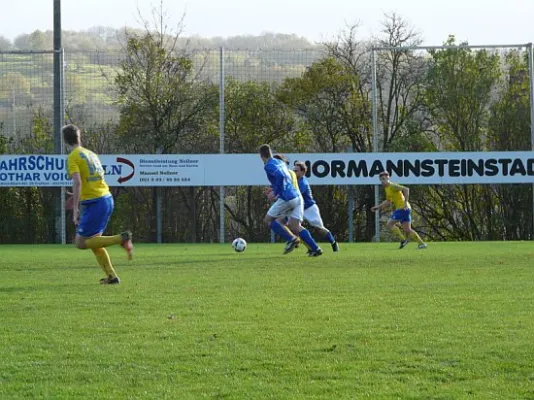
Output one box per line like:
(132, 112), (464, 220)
(232, 237), (247, 253)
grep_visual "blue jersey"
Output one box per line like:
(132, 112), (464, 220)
(297, 176), (316, 210)
(264, 158), (300, 201)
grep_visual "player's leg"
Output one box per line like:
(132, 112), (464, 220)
(265, 200), (297, 245)
(276, 216), (301, 248)
(75, 196), (133, 260)
(387, 212), (408, 248)
(287, 198), (321, 256)
(75, 196), (121, 283)
(401, 211), (426, 248)
(92, 245), (120, 284)
(305, 205), (338, 252)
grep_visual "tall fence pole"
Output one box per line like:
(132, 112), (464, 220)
(219, 47), (225, 243)
(528, 43), (534, 238)
(53, 0), (65, 244)
(348, 186), (354, 242)
(156, 148), (163, 244)
(347, 146), (354, 242)
(371, 47), (380, 242)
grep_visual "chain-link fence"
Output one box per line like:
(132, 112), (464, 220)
(0, 49), (322, 140)
(0, 51), (54, 140)
(0, 48), (324, 244)
(0, 44), (532, 244)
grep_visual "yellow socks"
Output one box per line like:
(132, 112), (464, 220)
(282, 224), (297, 240)
(391, 226), (406, 241)
(92, 248), (117, 278)
(84, 235), (122, 249)
(409, 231), (425, 245)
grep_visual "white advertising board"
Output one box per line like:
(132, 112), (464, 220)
(1, 151), (533, 187)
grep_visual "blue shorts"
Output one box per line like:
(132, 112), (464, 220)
(391, 208), (411, 223)
(77, 194), (114, 237)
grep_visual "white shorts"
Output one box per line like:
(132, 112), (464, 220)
(304, 204), (325, 229)
(267, 196), (304, 222)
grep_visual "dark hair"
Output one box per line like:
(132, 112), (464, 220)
(379, 171), (390, 178)
(273, 154), (289, 165)
(294, 161), (307, 173)
(259, 144), (272, 159)
(62, 124), (80, 146)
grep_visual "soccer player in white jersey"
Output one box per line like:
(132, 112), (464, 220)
(293, 161), (339, 252)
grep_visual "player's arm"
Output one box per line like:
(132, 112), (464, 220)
(401, 186), (410, 209)
(264, 186), (277, 201)
(371, 199), (391, 212)
(390, 183), (410, 209)
(70, 172), (82, 224)
(264, 163), (281, 197)
(67, 154), (82, 224)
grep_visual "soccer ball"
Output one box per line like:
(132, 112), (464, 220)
(232, 238), (247, 253)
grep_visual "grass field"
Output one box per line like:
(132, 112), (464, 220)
(1, 242), (534, 399)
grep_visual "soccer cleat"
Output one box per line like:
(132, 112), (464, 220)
(418, 243), (428, 249)
(331, 241), (339, 252)
(294, 238), (301, 248)
(308, 248), (323, 257)
(100, 275), (120, 285)
(283, 238), (299, 255)
(120, 230), (134, 260)
(399, 239), (409, 249)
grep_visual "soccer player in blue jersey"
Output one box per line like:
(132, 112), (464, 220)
(260, 144), (322, 256)
(63, 124), (134, 284)
(293, 161), (339, 252)
(371, 171), (427, 249)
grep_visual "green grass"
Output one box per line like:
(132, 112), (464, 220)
(1, 242), (534, 399)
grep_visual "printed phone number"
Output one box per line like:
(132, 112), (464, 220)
(139, 177), (191, 182)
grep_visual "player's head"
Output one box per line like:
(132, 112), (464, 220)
(293, 161), (307, 178)
(259, 144), (272, 162)
(62, 124), (81, 147)
(273, 154), (290, 165)
(379, 171), (390, 185)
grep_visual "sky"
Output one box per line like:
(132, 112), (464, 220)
(1, 0), (533, 46)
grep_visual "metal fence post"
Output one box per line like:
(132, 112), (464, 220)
(219, 46), (225, 243)
(528, 43), (534, 238)
(53, 0), (66, 244)
(371, 47), (380, 242)
(60, 49), (66, 245)
(156, 147), (163, 244)
(347, 146), (354, 242)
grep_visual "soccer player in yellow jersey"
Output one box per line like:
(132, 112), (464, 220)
(371, 171), (427, 249)
(63, 124), (134, 284)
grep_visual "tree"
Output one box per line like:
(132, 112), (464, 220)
(13, 34), (30, 50)
(13, 30), (51, 50)
(115, 33), (216, 153)
(0, 72), (31, 106)
(487, 51), (532, 239)
(221, 78), (298, 240)
(278, 57), (370, 240)
(113, 3), (218, 242)
(417, 36), (502, 240)
(374, 13), (429, 151)
(0, 36), (12, 50)
(278, 57), (369, 153)
(424, 36), (501, 151)
(225, 79), (296, 152)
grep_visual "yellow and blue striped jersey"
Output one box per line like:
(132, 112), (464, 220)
(67, 147), (110, 202)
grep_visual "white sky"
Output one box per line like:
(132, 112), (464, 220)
(1, 0), (533, 45)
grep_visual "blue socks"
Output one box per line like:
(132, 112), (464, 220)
(326, 231), (336, 244)
(270, 220), (294, 242)
(298, 229), (319, 251)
